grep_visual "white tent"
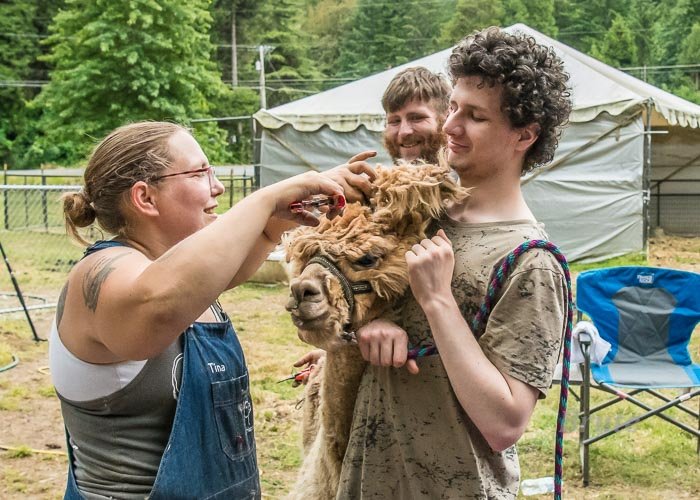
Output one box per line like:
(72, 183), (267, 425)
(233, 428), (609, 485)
(254, 24), (700, 261)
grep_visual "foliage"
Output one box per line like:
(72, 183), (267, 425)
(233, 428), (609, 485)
(0, 0), (62, 167)
(503, 0), (558, 36)
(248, 0), (323, 107)
(440, 0), (504, 47)
(301, 0), (358, 81)
(337, 0), (455, 78)
(28, 0), (232, 166)
(2, 0), (700, 166)
(590, 12), (638, 66)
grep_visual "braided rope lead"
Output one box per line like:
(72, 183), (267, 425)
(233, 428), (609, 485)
(407, 239), (573, 499)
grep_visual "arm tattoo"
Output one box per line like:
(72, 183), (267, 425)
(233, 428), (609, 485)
(56, 281), (69, 328)
(82, 253), (129, 313)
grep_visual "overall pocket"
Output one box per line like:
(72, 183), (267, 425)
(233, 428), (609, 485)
(212, 374), (255, 461)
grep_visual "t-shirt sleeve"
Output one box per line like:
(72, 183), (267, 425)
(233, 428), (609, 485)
(478, 250), (567, 398)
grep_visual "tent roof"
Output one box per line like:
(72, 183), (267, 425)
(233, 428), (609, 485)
(255, 23), (700, 132)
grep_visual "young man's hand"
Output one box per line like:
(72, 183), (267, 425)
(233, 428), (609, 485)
(356, 318), (419, 374)
(406, 229), (456, 309)
(322, 151), (377, 202)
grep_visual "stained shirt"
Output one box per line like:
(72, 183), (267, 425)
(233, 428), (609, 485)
(337, 217), (566, 499)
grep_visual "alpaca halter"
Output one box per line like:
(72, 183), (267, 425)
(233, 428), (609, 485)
(306, 255), (373, 329)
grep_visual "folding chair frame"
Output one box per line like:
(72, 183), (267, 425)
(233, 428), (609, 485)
(577, 310), (700, 486)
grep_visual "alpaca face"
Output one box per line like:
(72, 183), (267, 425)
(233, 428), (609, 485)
(284, 161), (470, 352)
(286, 203), (411, 351)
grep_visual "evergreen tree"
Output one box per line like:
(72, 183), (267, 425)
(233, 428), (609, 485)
(627, 0), (658, 66)
(249, 0), (322, 107)
(0, 1), (36, 165)
(30, 0), (231, 166)
(0, 1), (63, 166)
(210, 0), (259, 87)
(652, 0), (690, 66)
(208, 0), (263, 162)
(302, 0), (357, 81)
(555, 0), (627, 53)
(503, 0), (558, 36)
(337, 0), (454, 78)
(590, 12), (637, 67)
(440, 0), (504, 47)
(671, 22), (700, 103)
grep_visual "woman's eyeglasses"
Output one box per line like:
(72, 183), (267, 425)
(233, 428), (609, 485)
(152, 166), (217, 188)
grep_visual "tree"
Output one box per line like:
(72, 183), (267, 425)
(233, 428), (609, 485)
(440, 0), (504, 47)
(208, 0), (263, 162)
(670, 22), (700, 104)
(503, 0), (558, 36)
(0, 1), (64, 166)
(29, 0), (232, 166)
(337, 0), (454, 78)
(245, 0), (322, 107)
(590, 12), (637, 67)
(301, 0), (357, 80)
(210, 0), (260, 87)
(554, 0), (627, 53)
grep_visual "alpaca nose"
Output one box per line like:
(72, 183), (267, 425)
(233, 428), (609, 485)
(289, 277), (322, 305)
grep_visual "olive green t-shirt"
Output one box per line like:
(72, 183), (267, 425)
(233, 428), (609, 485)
(337, 217), (567, 499)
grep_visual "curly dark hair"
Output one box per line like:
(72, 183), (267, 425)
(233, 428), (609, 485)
(448, 27), (572, 173)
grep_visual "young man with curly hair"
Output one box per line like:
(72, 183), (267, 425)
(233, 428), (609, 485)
(338, 27), (572, 498)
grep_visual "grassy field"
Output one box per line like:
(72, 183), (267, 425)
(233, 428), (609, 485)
(0, 236), (698, 499)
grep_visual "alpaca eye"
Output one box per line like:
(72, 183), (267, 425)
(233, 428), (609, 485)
(354, 254), (378, 267)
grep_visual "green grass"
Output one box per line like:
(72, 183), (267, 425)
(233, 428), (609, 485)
(5, 446), (33, 459)
(570, 251), (648, 273)
(1, 240), (698, 498)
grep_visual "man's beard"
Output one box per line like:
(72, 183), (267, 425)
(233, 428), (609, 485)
(383, 122), (446, 164)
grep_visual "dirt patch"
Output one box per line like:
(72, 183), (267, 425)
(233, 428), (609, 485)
(648, 235), (700, 272)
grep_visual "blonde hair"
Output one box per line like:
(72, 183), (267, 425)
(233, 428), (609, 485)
(381, 67), (452, 117)
(62, 121), (187, 245)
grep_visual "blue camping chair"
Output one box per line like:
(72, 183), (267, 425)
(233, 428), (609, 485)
(576, 266), (700, 486)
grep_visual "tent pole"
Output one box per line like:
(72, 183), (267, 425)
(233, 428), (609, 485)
(643, 100), (653, 255)
(0, 239), (42, 342)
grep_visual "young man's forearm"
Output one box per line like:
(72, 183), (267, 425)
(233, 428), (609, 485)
(420, 296), (538, 451)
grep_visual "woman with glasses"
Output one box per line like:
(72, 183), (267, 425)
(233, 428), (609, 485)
(49, 121), (373, 499)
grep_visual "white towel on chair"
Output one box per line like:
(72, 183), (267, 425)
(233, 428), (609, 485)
(570, 321), (611, 364)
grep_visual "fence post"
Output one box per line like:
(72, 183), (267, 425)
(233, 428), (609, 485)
(41, 166), (48, 231)
(23, 175), (29, 229)
(3, 164), (8, 230)
(229, 167), (234, 208)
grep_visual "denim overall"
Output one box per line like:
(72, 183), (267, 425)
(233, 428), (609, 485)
(64, 240), (260, 499)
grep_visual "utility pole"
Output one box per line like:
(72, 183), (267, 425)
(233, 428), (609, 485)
(258, 45), (267, 109)
(231, 2), (237, 87)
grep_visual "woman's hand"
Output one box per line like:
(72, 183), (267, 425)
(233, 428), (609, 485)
(268, 171), (345, 226)
(292, 349), (326, 385)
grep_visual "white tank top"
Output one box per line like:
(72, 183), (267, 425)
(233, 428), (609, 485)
(48, 304), (226, 402)
(48, 319), (147, 402)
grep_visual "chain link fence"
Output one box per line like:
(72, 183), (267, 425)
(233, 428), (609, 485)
(649, 180), (700, 236)
(0, 168), (257, 317)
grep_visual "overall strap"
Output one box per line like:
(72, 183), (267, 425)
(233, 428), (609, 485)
(82, 240), (129, 259)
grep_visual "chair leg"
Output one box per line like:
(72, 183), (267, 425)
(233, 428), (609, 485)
(580, 350), (591, 486)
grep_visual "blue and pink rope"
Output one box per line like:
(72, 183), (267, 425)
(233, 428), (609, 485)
(407, 239), (573, 499)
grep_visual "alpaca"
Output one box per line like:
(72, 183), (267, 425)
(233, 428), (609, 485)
(283, 160), (469, 499)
